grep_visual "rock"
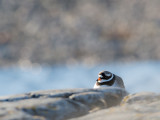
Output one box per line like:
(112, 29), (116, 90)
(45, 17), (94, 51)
(121, 92), (160, 104)
(71, 92), (160, 120)
(0, 88), (127, 120)
(2, 88), (160, 120)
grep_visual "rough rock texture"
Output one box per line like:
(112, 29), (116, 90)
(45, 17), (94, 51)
(0, 88), (127, 120)
(71, 92), (160, 120)
(1, 88), (159, 120)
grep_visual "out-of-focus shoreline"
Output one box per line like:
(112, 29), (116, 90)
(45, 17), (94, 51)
(0, 0), (160, 67)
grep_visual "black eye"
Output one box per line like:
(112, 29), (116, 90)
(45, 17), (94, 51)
(101, 73), (105, 76)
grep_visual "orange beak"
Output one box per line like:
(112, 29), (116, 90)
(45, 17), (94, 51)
(98, 77), (101, 81)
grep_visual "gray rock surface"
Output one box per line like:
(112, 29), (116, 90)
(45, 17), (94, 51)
(2, 88), (159, 120)
(1, 88), (159, 120)
(0, 88), (127, 120)
(71, 92), (160, 120)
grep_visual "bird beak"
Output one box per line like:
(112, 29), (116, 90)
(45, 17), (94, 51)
(98, 77), (101, 81)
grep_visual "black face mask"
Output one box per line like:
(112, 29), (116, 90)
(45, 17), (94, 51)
(96, 74), (115, 86)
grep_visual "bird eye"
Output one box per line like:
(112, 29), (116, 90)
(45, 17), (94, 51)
(101, 73), (105, 76)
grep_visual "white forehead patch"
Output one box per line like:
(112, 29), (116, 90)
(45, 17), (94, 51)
(98, 75), (103, 78)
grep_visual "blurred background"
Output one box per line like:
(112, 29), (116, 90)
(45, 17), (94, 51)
(0, 0), (160, 96)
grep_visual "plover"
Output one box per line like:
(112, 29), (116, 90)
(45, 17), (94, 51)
(94, 71), (125, 88)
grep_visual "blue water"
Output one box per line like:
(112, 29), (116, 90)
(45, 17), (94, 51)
(0, 61), (160, 96)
